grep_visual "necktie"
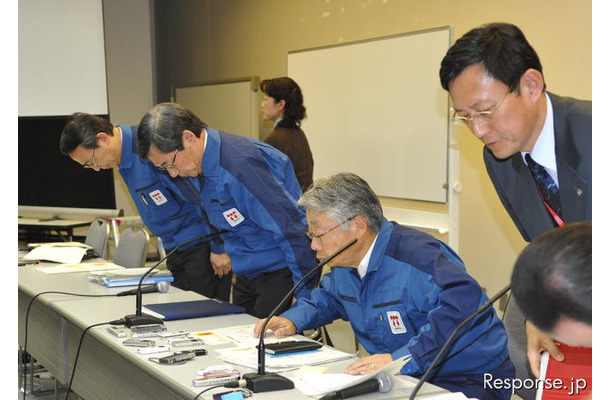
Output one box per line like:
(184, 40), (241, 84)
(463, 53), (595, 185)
(524, 153), (562, 218)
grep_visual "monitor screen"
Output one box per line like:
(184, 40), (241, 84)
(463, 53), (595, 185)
(18, 116), (116, 210)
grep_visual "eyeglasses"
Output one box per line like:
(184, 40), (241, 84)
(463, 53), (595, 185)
(83, 148), (96, 169)
(451, 91), (510, 126)
(157, 149), (178, 171)
(305, 216), (355, 240)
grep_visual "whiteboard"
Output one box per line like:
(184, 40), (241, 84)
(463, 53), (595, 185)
(288, 27), (451, 203)
(174, 78), (259, 138)
(18, 0), (108, 116)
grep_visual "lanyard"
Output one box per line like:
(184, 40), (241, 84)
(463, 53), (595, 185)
(536, 186), (565, 227)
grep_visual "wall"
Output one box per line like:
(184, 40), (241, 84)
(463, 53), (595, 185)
(153, 0), (592, 296)
(103, 0), (156, 217)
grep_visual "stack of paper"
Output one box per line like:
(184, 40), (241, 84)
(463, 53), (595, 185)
(35, 262), (124, 275)
(89, 267), (173, 287)
(23, 242), (92, 264)
(216, 344), (354, 372)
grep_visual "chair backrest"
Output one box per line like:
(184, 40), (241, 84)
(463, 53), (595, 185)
(502, 294), (536, 400)
(114, 226), (150, 268)
(85, 219), (110, 258)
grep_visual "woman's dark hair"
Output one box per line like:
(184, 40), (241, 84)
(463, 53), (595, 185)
(259, 77), (306, 128)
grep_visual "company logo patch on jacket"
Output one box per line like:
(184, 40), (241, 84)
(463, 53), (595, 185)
(387, 311), (407, 334)
(223, 208), (245, 227)
(149, 190), (168, 206)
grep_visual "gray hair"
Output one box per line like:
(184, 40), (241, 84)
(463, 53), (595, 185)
(298, 173), (383, 232)
(136, 102), (207, 159)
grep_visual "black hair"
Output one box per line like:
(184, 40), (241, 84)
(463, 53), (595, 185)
(439, 22), (545, 93)
(259, 77), (306, 128)
(59, 113), (114, 155)
(511, 222), (592, 333)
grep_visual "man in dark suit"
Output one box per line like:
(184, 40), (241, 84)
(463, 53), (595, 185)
(439, 22), (591, 399)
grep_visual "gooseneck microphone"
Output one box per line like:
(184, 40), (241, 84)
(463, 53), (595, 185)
(320, 372), (393, 400)
(243, 238), (358, 393)
(116, 281), (171, 297)
(122, 230), (227, 327)
(408, 283), (512, 400)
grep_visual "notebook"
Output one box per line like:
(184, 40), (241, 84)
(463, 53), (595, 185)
(143, 299), (245, 321)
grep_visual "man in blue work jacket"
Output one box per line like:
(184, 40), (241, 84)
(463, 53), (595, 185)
(60, 113), (232, 300)
(254, 173), (515, 400)
(136, 103), (319, 318)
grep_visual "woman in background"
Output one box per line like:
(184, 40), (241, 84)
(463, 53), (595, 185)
(260, 77), (314, 192)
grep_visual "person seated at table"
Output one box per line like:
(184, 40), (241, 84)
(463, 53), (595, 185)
(254, 172), (515, 400)
(511, 222), (591, 348)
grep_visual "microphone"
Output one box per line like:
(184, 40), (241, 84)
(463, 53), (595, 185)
(116, 281), (171, 297)
(320, 372), (393, 400)
(408, 283), (512, 400)
(243, 238), (358, 393)
(122, 230), (227, 327)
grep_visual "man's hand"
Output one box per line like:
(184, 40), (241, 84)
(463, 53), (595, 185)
(210, 252), (232, 277)
(526, 320), (565, 377)
(253, 316), (297, 338)
(343, 354), (393, 375)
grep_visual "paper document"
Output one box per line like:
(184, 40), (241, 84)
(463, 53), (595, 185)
(216, 344), (354, 373)
(23, 245), (88, 264)
(209, 324), (285, 347)
(290, 354), (411, 396)
(28, 242), (92, 249)
(36, 262), (123, 275)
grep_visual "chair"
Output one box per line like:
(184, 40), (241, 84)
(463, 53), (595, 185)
(113, 226), (150, 268)
(85, 219), (110, 258)
(502, 294), (536, 400)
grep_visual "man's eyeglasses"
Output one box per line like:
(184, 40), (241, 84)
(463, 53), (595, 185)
(305, 216), (355, 240)
(83, 148), (96, 169)
(157, 149), (178, 171)
(451, 91), (510, 126)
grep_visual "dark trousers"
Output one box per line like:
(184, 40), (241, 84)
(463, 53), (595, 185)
(432, 357), (515, 400)
(167, 242), (232, 301)
(232, 267), (293, 319)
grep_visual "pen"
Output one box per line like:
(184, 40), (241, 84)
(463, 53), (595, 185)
(140, 194), (149, 205)
(18, 260), (41, 266)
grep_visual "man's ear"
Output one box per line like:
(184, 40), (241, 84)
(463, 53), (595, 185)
(182, 129), (197, 146)
(351, 215), (368, 238)
(96, 132), (111, 146)
(519, 68), (545, 102)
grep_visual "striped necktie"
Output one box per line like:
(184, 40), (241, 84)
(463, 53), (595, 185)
(524, 153), (562, 218)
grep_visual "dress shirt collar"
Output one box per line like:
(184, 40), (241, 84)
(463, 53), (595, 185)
(521, 93), (559, 185)
(357, 234), (379, 279)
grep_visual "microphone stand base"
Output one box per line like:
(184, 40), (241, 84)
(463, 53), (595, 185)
(242, 372), (295, 393)
(123, 314), (165, 328)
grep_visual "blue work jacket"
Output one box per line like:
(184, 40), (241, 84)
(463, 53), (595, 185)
(173, 128), (318, 298)
(281, 218), (511, 378)
(118, 125), (212, 250)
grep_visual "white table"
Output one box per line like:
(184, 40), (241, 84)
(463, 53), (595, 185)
(18, 265), (448, 399)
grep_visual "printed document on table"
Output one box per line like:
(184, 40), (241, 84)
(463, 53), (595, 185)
(290, 354), (412, 396)
(23, 245), (88, 264)
(36, 262), (124, 275)
(216, 345), (355, 373)
(209, 324), (286, 347)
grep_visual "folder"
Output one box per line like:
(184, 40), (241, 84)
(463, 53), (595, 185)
(143, 299), (245, 321)
(537, 343), (591, 399)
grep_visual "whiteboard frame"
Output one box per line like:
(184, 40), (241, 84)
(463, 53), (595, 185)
(287, 26), (460, 250)
(172, 76), (260, 138)
(287, 26), (451, 203)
